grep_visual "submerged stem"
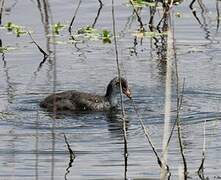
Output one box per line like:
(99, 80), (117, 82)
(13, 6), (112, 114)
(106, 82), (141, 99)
(111, 0), (128, 179)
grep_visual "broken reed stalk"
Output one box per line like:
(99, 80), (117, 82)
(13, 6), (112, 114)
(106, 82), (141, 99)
(161, 20), (173, 180)
(160, 3), (187, 178)
(175, 80), (188, 180)
(197, 0), (208, 28)
(197, 0), (211, 40)
(0, 39), (6, 67)
(0, 0), (4, 25)
(131, 100), (171, 178)
(38, 0), (51, 66)
(28, 31), (48, 72)
(68, 0), (82, 35)
(160, 4), (187, 177)
(159, 37), (187, 179)
(47, 1), (57, 116)
(216, 0), (220, 31)
(29, 0), (52, 79)
(157, 0), (174, 179)
(129, 0), (145, 31)
(198, 0), (207, 15)
(174, 29), (188, 180)
(149, 1), (158, 31)
(189, 0), (202, 25)
(64, 134), (76, 161)
(64, 134), (76, 180)
(92, 0), (103, 28)
(98, 0), (103, 6)
(28, 31), (48, 58)
(111, 0), (128, 179)
(160, 1), (176, 177)
(36, 0), (45, 26)
(197, 120), (206, 179)
(43, 1), (57, 178)
(111, 0), (125, 117)
(163, 79), (185, 154)
(2, 51), (6, 67)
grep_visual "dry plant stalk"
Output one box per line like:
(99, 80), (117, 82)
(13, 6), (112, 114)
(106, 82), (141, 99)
(92, 0), (103, 28)
(28, 31), (48, 59)
(161, 22), (173, 180)
(197, 120), (206, 179)
(0, 0), (4, 25)
(216, 0), (220, 31)
(159, 2), (188, 178)
(161, 1), (174, 179)
(131, 100), (171, 179)
(129, 0), (145, 31)
(64, 134), (76, 180)
(69, 0), (82, 34)
(189, 0), (202, 25)
(174, 32), (188, 180)
(111, 0), (128, 178)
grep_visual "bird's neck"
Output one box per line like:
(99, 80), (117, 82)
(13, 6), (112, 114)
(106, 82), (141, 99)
(108, 94), (118, 107)
(105, 84), (119, 107)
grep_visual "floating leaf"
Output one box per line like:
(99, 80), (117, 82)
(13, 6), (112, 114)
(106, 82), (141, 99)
(0, 46), (16, 53)
(72, 26), (112, 43)
(102, 30), (112, 44)
(130, 0), (183, 7)
(52, 22), (65, 34)
(0, 47), (8, 53)
(133, 30), (167, 38)
(130, 0), (156, 7)
(175, 12), (181, 18)
(0, 111), (14, 120)
(4, 22), (14, 31)
(4, 22), (27, 37)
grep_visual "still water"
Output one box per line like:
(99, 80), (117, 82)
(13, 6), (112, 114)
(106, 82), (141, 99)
(0, 0), (221, 179)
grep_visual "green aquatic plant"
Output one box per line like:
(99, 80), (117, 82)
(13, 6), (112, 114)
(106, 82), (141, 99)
(131, 0), (156, 7)
(130, 0), (183, 7)
(133, 30), (167, 38)
(71, 26), (112, 43)
(175, 12), (181, 18)
(0, 46), (16, 53)
(102, 30), (112, 43)
(77, 26), (100, 40)
(77, 26), (95, 34)
(4, 22), (14, 31)
(52, 22), (65, 34)
(4, 22), (27, 37)
(0, 46), (8, 53)
(167, 0), (184, 5)
(0, 111), (13, 120)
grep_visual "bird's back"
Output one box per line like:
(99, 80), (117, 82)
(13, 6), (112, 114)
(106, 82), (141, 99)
(40, 90), (110, 111)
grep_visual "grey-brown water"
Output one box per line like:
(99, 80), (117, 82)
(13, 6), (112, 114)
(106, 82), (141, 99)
(0, 0), (221, 179)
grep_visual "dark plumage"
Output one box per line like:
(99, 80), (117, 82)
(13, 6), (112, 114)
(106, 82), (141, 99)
(40, 77), (131, 112)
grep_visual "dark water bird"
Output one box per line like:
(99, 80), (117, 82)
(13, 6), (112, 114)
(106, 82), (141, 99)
(40, 77), (131, 112)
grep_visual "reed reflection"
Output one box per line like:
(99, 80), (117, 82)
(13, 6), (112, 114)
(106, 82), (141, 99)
(1, 39), (16, 104)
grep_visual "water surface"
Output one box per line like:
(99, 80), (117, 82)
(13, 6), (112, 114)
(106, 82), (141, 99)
(0, 0), (221, 179)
